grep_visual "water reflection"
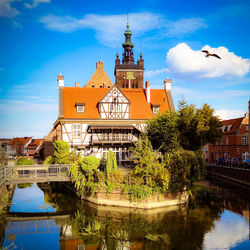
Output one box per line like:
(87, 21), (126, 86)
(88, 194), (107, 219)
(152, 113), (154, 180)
(1, 179), (250, 250)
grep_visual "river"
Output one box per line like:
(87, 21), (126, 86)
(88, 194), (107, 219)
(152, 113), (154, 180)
(1, 177), (249, 250)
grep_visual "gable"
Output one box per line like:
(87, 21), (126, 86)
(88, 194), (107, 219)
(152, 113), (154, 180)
(99, 85), (130, 104)
(99, 85), (130, 119)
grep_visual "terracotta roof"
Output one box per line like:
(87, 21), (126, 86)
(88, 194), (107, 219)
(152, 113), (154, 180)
(221, 117), (244, 134)
(25, 139), (43, 149)
(63, 86), (171, 119)
(9, 137), (32, 146)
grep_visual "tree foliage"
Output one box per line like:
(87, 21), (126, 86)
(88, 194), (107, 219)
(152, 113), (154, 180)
(147, 101), (222, 152)
(68, 156), (100, 196)
(130, 134), (170, 191)
(105, 150), (117, 175)
(53, 140), (71, 164)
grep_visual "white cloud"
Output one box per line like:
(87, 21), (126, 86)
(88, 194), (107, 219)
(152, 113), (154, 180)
(165, 18), (207, 37)
(40, 13), (207, 47)
(0, 0), (19, 18)
(144, 68), (169, 78)
(203, 215), (249, 249)
(24, 0), (50, 9)
(214, 109), (246, 120)
(167, 43), (250, 78)
(40, 12), (162, 46)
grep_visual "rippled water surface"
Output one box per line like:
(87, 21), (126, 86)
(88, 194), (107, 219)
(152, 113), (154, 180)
(1, 178), (249, 250)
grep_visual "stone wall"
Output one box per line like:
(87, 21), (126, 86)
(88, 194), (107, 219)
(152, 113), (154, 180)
(82, 189), (189, 209)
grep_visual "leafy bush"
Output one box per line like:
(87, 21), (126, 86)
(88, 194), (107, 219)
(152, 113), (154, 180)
(16, 157), (34, 165)
(68, 156), (100, 196)
(107, 170), (124, 186)
(43, 156), (54, 165)
(123, 184), (155, 201)
(53, 140), (71, 164)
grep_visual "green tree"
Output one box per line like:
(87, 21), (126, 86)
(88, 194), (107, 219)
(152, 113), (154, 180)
(147, 111), (179, 153)
(105, 150), (117, 175)
(53, 140), (71, 164)
(177, 101), (222, 150)
(68, 156), (100, 196)
(147, 101), (222, 152)
(130, 134), (170, 191)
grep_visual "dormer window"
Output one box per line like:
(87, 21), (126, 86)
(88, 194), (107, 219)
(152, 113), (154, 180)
(152, 105), (160, 114)
(75, 103), (85, 113)
(227, 125), (232, 131)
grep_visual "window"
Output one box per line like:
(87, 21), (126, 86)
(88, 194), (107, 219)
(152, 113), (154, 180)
(225, 137), (229, 145)
(227, 125), (232, 131)
(152, 106), (160, 114)
(242, 135), (247, 145)
(73, 123), (81, 138)
(246, 125), (249, 131)
(76, 104), (85, 113)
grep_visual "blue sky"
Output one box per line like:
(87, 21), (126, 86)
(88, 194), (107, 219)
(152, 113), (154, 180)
(0, 0), (250, 138)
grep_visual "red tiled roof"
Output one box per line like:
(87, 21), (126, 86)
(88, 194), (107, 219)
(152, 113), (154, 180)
(25, 139), (43, 149)
(63, 86), (171, 119)
(9, 137), (32, 146)
(221, 117), (244, 134)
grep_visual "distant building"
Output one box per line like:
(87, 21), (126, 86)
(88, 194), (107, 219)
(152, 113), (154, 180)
(44, 23), (175, 162)
(208, 112), (249, 161)
(84, 61), (113, 88)
(7, 137), (32, 158)
(24, 139), (44, 158)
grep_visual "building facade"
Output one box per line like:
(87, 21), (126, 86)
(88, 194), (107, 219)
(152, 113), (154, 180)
(44, 24), (175, 163)
(208, 112), (249, 162)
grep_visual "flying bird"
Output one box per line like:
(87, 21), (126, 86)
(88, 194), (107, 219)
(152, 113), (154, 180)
(202, 50), (221, 59)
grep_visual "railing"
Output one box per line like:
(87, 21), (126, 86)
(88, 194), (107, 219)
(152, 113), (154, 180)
(208, 161), (250, 170)
(0, 164), (71, 185)
(0, 166), (13, 186)
(91, 133), (136, 143)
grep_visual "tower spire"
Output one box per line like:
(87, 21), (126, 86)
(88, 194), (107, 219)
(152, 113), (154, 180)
(122, 21), (134, 64)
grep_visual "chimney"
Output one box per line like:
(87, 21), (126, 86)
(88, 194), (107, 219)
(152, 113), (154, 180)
(145, 81), (150, 104)
(164, 78), (172, 91)
(75, 82), (80, 88)
(164, 77), (175, 112)
(57, 73), (64, 118)
(57, 73), (64, 87)
(96, 61), (104, 69)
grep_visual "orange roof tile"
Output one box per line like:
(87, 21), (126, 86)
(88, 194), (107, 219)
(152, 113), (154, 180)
(63, 86), (171, 119)
(221, 117), (244, 134)
(9, 137), (32, 146)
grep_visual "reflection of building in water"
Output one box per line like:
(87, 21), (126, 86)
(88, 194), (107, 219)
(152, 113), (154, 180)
(59, 225), (84, 250)
(204, 176), (250, 239)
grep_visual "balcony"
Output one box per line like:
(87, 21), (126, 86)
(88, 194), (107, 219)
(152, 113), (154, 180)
(91, 133), (137, 144)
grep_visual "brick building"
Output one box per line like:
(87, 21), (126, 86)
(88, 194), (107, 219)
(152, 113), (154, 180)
(44, 23), (175, 161)
(208, 112), (249, 162)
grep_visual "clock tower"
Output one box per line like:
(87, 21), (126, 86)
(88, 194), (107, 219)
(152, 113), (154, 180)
(114, 23), (144, 89)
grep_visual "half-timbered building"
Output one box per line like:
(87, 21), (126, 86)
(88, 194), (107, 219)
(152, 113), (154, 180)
(44, 24), (175, 164)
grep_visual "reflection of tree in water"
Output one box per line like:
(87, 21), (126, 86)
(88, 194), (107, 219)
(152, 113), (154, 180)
(67, 192), (223, 249)
(36, 182), (224, 249)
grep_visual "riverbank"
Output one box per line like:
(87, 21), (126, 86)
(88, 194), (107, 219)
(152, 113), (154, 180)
(81, 189), (189, 209)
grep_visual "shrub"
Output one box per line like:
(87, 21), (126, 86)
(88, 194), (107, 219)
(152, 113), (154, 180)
(107, 170), (124, 186)
(53, 140), (71, 164)
(43, 156), (54, 165)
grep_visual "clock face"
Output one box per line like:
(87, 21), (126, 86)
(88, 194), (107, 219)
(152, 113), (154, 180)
(126, 72), (134, 80)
